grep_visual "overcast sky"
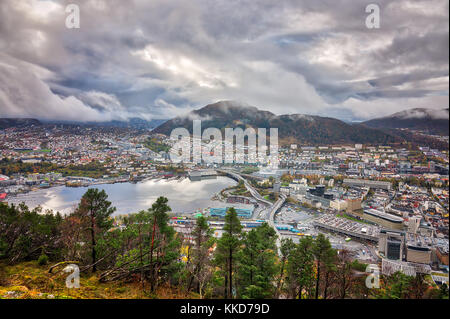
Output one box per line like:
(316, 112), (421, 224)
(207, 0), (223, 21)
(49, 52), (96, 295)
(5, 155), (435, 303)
(0, 0), (448, 122)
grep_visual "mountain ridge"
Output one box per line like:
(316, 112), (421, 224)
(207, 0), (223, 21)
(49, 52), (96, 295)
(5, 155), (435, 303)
(0, 118), (41, 129)
(153, 101), (400, 145)
(2, 103), (448, 146)
(363, 107), (449, 136)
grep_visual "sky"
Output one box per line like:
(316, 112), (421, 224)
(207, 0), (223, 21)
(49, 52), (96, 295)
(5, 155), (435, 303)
(0, 0), (448, 122)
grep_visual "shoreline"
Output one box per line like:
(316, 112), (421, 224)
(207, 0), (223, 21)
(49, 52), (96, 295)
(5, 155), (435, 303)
(3, 176), (236, 217)
(3, 174), (189, 200)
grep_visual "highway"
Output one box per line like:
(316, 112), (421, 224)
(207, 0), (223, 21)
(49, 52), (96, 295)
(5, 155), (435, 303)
(217, 169), (272, 206)
(267, 193), (286, 254)
(217, 169), (286, 254)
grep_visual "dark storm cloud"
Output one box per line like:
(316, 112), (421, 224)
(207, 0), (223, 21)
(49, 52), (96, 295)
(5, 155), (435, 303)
(374, 31), (449, 67)
(368, 70), (449, 88)
(0, 0), (448, 121)
(355, 89), (436, 100)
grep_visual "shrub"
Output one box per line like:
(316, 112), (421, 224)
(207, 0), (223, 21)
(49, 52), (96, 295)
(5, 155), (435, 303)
(38, 254), (49, 266)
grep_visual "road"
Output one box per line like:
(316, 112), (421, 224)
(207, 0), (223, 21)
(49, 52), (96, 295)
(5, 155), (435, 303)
(217, 169), (286, 254)
(217, 169), (271, 204)
(267, 193), (286, 254)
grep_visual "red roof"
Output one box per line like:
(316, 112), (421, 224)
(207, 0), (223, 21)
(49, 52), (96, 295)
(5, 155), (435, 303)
(0, 193), (7, 200)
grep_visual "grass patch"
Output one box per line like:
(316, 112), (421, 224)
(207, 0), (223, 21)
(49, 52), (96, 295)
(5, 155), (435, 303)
(0, 261), (195, 299)
(336, 213), (370, 224)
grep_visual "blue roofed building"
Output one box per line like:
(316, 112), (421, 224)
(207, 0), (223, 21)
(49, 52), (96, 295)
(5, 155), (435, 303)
(209, 204), (254, 218)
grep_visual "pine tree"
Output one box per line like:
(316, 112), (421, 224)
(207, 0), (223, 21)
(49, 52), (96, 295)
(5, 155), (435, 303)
(188, 216), (214, 297)
(313, 233), (336, 299)
(287, 236), (315, 299)
(237, 222), (278, 298)
(335, 249), (353, 299)
(276, 238), (296, 298)
(147, 196), (180, 292)
(214, 207), (242, 298)
(74, 188), (116, 272)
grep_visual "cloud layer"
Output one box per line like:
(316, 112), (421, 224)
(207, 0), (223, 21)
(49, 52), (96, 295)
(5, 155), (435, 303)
(0, 0), (448, 122)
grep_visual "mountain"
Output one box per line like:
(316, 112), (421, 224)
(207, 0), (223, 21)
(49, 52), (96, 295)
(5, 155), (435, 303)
(153, 101), (399, 145)
(0, 118), (41, 129)
(363, 108), (449, 136)
(111, 118), (168, 129)
(83, 118), (167, 130)
(42, 118), (168, 130)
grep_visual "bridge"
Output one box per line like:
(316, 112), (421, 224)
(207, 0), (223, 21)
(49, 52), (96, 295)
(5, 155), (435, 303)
(267, 193), (286, 254)
(217, 169), (286, 254)
(217, 169), (272, 205)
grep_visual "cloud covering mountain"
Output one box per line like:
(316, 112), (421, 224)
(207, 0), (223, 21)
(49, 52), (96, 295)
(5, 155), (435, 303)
(363, 107), (449, 135)
(153, 101), (400, 145)
(0, 0), (448, 122)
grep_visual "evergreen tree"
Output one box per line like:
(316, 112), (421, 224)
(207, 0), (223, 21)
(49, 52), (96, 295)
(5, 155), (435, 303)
(214, 208), (242, 298)
(438, 283), (449, 299)
(313, 233), (335, 299)
(335, 249), (354, 299)
(112, 210), (152, 289)
(237, 222), (278, 298)
(408, 273), (428, 299)
(379, 272), (412, 299)
(187, 216), (214, 297)
(147, 196), (181, 292)
(76, 188), (116, 272)
(0, 203), (62, 263)
(286, 236), (315, 299)
(102, 198), (181, 293)
(276, 238), (296, 298)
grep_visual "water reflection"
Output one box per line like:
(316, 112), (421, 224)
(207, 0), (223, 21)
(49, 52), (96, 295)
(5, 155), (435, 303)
(8, 176), (236, 216)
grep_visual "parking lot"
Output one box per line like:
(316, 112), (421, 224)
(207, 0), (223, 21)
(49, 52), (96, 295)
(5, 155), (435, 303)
(275, 206), (318, 224)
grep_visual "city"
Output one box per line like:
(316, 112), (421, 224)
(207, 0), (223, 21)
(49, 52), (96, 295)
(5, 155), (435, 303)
(0, 0), (448, 310)
(1, 120), (448, 294)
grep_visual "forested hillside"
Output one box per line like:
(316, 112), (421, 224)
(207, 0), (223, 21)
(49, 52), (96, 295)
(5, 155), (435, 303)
(0, 190), (447, 299)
